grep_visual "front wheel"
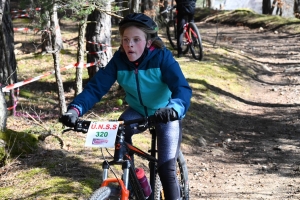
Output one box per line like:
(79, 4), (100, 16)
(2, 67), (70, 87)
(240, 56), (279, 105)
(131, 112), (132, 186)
(166, 19), (177, 50)
(89, 186), (111, 200)
(188, 22), (203, 61)
(177, 150), (189, 199)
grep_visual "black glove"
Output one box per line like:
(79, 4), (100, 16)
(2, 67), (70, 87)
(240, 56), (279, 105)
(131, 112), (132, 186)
(154, 108), (178, 124)
(59, 109), (79, 127)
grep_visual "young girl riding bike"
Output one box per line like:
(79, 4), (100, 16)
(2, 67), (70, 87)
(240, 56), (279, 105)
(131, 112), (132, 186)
(60, 13), (192, 200)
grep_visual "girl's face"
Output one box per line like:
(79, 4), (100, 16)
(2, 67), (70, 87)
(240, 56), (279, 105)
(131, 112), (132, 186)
(122, 26), (151, 62)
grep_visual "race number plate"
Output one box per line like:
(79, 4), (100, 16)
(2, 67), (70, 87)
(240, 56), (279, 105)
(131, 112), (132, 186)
(85, 121), (119, 147)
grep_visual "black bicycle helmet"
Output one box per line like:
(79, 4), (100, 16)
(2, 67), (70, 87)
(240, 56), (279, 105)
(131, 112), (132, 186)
(119, 13), (158, 33)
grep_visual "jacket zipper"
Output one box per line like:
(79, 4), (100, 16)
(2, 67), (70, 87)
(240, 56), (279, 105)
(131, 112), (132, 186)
(134, 67), (148, 116)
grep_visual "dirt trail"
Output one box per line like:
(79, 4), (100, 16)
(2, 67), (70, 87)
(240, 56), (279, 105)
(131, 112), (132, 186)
(184, 22), (300, 199)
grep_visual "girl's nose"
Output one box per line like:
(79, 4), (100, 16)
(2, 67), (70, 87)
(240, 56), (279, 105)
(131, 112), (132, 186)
(126, 40), (134, 46)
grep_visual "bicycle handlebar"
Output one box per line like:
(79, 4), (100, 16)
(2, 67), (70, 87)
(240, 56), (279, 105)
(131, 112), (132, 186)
(160, 5), (176, 14)
(61, 116), (157, 134)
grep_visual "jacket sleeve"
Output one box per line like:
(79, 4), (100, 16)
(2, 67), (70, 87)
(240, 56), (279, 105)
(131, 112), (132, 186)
(68, 55), (118, 116)
(160, 49), (192, 119)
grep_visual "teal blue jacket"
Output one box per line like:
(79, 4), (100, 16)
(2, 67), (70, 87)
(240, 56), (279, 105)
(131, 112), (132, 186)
(69, 46), (192, 119)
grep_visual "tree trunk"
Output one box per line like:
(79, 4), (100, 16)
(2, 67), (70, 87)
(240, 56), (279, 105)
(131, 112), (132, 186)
(75, 16), (87, 96)
(206, 0), (212, 8)
(0, 91), (7, 131)
(270, 0), (283, 16)
(41, 2), (51, 53)
(141, 0), (146, 13)
(86, 8), (112, 80)
(50, 2), (66, 114)
(295, 0), (300, 18)
(0, 0), (13, 129)
(122, 0), (130, 17)
(270, 0), (277, 14)
(130, 0), (139, 13)
(295, 0), (300, 12)
(262, 0), (272, 14)
(0, 0), (17, 118)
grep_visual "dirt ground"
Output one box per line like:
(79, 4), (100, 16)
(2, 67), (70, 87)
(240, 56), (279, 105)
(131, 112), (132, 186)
(184, 22), (300, 199)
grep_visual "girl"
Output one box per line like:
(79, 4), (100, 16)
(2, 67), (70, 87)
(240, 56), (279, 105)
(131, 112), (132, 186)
(60, 13), (192, 199)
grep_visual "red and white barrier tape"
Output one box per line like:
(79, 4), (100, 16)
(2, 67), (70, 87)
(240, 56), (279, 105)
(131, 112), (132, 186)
(86, 41), (110, 47)
(11, 8), (41, 13)
(2, 60), (101, 93)
(61, 38), (113, 51)
(12, 14), (30, 19)
(13, 27), (40, 33)
(86, 50), (107, 55)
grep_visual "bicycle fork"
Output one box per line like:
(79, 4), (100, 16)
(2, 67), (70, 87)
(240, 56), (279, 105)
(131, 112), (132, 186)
(100, 129), (146, 200)
(183, 24), (197, 46)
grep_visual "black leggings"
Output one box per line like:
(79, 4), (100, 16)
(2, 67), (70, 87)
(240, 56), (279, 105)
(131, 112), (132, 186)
(118, 107), (182, 200)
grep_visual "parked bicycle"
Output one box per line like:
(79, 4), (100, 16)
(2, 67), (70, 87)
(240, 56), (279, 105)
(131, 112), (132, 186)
(60, 116), (189, 200)
(160, 5), (203, 61)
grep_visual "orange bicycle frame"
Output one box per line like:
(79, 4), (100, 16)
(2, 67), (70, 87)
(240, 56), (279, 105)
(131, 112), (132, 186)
(101, 178), (130, 200)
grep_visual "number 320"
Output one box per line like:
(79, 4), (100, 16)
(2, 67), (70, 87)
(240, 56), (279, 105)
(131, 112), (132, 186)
(96, 132), (108, 137)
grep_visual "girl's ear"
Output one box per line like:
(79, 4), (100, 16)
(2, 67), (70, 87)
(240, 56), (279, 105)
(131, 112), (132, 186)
(146, 40), (152, 48)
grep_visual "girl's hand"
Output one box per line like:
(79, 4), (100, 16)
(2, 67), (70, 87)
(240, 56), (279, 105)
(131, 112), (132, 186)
(154, 108), (178, 123)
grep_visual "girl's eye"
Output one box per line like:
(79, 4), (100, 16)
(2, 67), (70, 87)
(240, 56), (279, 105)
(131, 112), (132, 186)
(122, 38), (144, 45)
(123, 39), (130, 44)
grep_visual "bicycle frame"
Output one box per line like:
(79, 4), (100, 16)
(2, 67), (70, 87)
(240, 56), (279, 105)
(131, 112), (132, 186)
(183, 23), (198, 46)
(100, 121), (159, 200)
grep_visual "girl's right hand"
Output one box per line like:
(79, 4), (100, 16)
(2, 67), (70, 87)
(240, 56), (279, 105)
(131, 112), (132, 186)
(59, 109), (79, 127)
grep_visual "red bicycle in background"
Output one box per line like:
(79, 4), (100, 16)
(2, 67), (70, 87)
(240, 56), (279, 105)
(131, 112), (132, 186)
(161, 5), (203, 61)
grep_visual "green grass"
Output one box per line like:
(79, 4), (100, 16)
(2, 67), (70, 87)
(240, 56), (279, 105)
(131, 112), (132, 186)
(0, 177), (92, 199)
(0, 129), (39, 157)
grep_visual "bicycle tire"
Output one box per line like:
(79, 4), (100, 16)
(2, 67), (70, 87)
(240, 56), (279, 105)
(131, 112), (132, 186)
(89, 186), (111, 200)
(154, 174), (163, 200)
(166, 20), (190, 55)
(188, 22), (203, 61)
(166, 19), (177, 49)
(179, 31), (189, 55)
(153, 150), (189, 200)
(177, 150), (189, 199)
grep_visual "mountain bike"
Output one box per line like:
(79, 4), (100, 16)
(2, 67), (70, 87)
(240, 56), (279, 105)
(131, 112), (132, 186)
(160, 5), (203, 61)
(61, 116), (189, 200)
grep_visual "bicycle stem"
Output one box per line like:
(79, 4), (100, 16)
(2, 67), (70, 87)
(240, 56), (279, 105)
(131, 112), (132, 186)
(113, 129), (128, 162)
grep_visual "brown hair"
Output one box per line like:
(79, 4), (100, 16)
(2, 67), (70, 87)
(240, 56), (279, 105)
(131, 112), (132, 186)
(119, 22), (164, 51)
